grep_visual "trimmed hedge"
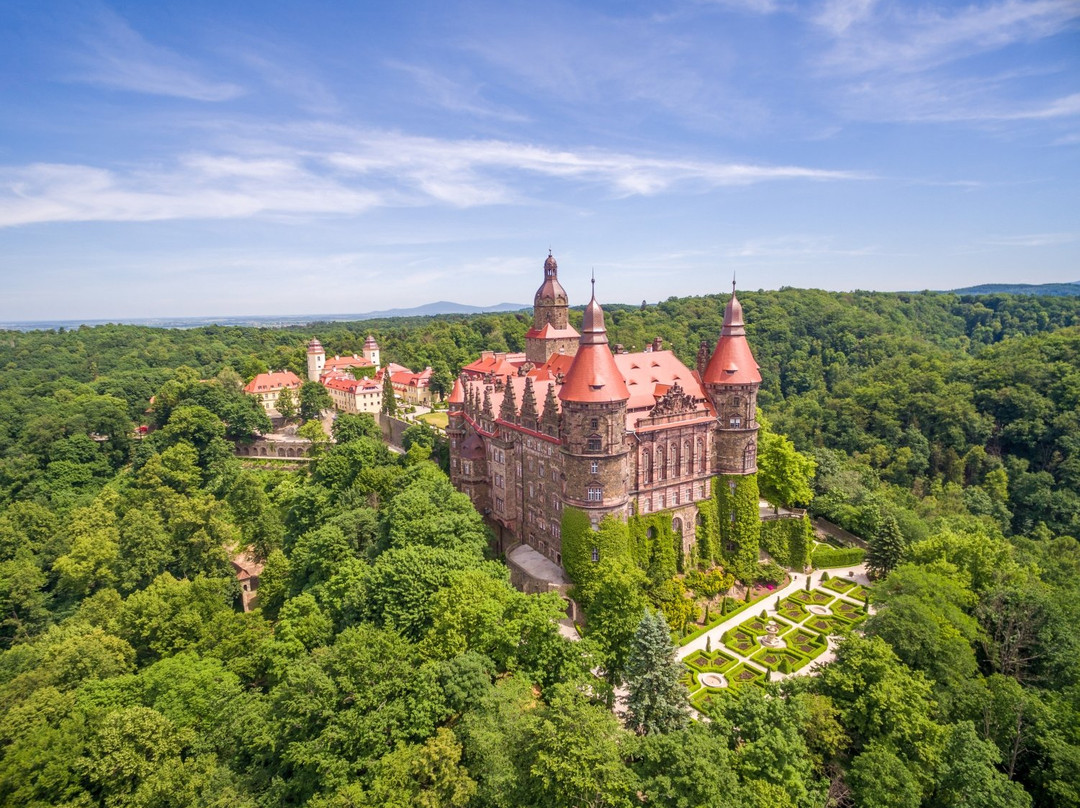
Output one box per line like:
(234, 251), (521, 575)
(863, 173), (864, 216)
(811, 546), (866, 569)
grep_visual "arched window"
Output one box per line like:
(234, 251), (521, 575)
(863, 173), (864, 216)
(657, 446), (666, 481)
(670, 443), (679, 478)
(646, 526), (657, 540)
(684, 440), (692, 475)
(642, 450), (652, 484)
(587, 484), (603, 502)
(673, 517), (683, 535)
(743, 442), (757, 472)
(697, 438), (705, 469)
(696, 511), (705, 527)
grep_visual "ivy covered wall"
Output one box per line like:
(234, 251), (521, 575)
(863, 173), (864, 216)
(714, 473), (761, 574)
(561, 507), (631, 590)
(759, 514), (812, 570)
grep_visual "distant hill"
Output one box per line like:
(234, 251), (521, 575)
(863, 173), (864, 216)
(0, 301), (529, 332)
(949, 281), (1080, 297)
(351, 301), (528, 319)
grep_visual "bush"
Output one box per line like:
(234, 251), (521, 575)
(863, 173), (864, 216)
(811, 546), (865, 568)
(821, 571), (830, 581)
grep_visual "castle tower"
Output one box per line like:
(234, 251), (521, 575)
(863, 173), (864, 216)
(558, 282), (631, 528)
(306, 337), (325, 382)
(446, 377), (467, 487)
(362, 335), (380, 369)
(702, 283), (761, 473)
(525, 251), (580, 364)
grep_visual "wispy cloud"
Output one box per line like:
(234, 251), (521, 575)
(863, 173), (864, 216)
(818, 0), (1080, 75)
(0, 126), (866, 227)
(985, 232), (1077, 246)
(386, 61), (530, 123)
(70, 9), (243, 101)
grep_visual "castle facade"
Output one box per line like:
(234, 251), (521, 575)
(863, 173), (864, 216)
(447, 253), (761, 585)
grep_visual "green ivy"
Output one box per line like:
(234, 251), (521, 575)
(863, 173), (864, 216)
(714, 474), (761, 571)
(561, 508), (631, 594)
(628, 511), (679, 588)
(694, 496), (720, 567)
(759, 515), (813, 570)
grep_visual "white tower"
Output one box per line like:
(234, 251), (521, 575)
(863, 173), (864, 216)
(306, 337), (325, 381)
(362, 334), (380, 369)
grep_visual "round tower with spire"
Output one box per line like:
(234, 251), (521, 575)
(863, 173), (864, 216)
(306, 337), (326, 382)
(525, 251), (580, 364)
(362, 334), (380, 369)
(558, 280), (631, 527)
(703, 282), (762, 474)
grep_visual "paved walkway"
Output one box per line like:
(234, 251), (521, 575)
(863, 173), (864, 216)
(677, 563), (871, 682)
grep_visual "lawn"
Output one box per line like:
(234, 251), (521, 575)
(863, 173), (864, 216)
(417, 411), (449, 429)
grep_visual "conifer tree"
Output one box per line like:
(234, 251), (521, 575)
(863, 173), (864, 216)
(624, 609), (689, 735)
(867, 514), (907, 579)
(382, 372), (397, 415)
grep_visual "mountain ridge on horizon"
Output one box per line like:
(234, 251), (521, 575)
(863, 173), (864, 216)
(5, 281), (1080, 332)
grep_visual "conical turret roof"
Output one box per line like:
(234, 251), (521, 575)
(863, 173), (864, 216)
(703, 284), (761, 386)
(447, 377), (465, 407)
(559, 282), (630, 403)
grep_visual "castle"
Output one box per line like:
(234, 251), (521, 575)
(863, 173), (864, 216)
(447, 252), (761, 591)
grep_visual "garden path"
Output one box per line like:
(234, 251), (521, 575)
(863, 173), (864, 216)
(677, 563), (870, 683)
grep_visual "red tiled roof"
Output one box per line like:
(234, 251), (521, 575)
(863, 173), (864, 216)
(448, 377), (465, 405)
(323, 375), (380, 393)
(324, 354), (374, 372)
(244, 371), (302, 394)
(559, 294), (629, 404)
(525, 322), (580, 340)
(703, 291), (761, 386)
(614, 350), (705, 410)
(462, 351), (526, 378)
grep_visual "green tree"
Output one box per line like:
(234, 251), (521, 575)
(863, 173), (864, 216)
(758, 413), (816, 508)
(867, 514), (908, 579)
(276, 385), (298, 421)
(382, 372), (398, 415)
(847, 742), (921, 808)
(331, 412), (380, 443)
(299, 381), (333, 422)
(585, 559), (647, 682)
(624, 609), (689, 735)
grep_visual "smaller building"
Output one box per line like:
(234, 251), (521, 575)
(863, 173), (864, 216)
(231, 552), (265, 612)
(243, 370), (303, 414)
(389, 366), (433, 406)
(323, 372), (383, 414)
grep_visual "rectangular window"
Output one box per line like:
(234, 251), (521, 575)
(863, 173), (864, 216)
(587, 486), (602, 502)
(730, 416), (742, 428)
(587, 437), (602, 452)
(591, 460), (599, 474)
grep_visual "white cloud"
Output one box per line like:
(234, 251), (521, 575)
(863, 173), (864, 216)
(819, 0), (1080, 75)
(985, 232), (1077, 246)
(70, 9), (243, 101)
(0, 127), (866, 227)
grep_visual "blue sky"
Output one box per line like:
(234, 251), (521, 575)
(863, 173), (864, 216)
(0, 0), (1078, 321)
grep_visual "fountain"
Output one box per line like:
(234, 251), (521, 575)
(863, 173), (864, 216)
(807, 604), (830, 616)
(699, 672), (727, 688)
(759, 620), (784, 648)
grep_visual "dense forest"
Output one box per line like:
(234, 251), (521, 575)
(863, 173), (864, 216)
(0, 288), (1078, 807)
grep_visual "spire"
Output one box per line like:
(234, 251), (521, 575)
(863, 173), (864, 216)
(482, 387), (494, 419)
(703, 284), (760, 386)
(499, 378), (518, 421)
(448, 376), (465, 407)
(519, 377), (538, 424)
(560, 281), (630, 403)
(542, 383), (560, 431)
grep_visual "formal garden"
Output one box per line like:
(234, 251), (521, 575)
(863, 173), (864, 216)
(681, 576), (868, 705)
